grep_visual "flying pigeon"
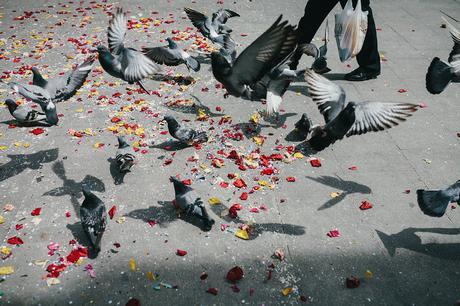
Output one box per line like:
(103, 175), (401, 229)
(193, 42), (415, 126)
(115, 136), (135, 172)
(294, 113), (312, 140)
(162, 115), (208, 145)
(184, 7), (239, 45)
(143, 38), (200, 72)
(170, 176), (215, 230)
(6, 83), (59, 125)
(94, 7), (161, 94)
(80, 188), (107, 252)
(31, 57), (94, 102)
(211, 15), (297, 100)
(4, 99), (47, 124)
(301, 69), (419, 151)
(426, 18), (460, 94)
(417, 180), (460, 217)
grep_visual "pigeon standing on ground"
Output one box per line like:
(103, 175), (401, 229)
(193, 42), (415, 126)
(115, 136), (136, 172)
(170, 176), (215, 230)
(93, 7), (161, 94)
(4, 99), (47, 124)
(80, 188), (107, 253)
(184, 7), (239, 45)
(210, 15), (297, 100)
(7, 82), (58, 125)
(426, 18), (460, 94)
(294, 113), (312, 140)
(162, 115), (208, 145)
(417, 180), (460, 217)
(143, 38), (200, 72)
(30, 57), (94, 102)
(300, 69), (419, 152)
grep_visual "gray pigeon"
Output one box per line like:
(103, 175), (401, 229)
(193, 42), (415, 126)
(170, 176), (215, 230)
(184, 7), (238, 45)
(80, 188), (107, 252)
(115, 136), (135, 172)
(219, 34), (237, 64)
(31, 58), (94, 102)
(301, 70), (419, 151)
(94, 7), (161, 94)
(7, 83), (59, 125)
(142, 38), (200, 72)
(417, 180), (460, 217)
(211, 15), (297, 100)
(163, 115), (208, 145)
(4, 99), (46, 124)
(294, 113), (312, 140)
(426, 18), (460, 94)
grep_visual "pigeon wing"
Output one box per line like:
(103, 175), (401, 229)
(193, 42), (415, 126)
(443, 17), (460, 63)
(231, 15), (297, 86)
(184, 8), (211, 37)
(121, 48), (160, 82)
(175, 127), (196, 142)
(142, 47), (183, 66)
(346, 101), (419, 137)
(305, 69), (346, 123)
(108, 7), (127, 54)
(52, 58), (94, 102)
(212, 9), (240, 25)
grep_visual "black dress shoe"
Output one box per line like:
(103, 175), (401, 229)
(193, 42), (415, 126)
(344, 68), (380, 81)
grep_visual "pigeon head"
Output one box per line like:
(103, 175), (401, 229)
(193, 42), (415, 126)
(163, 115), (179, 131)
(117, 136), (129, 148)
(211, 52), (232, 69)
(166, 38), (177, 49)
(170, 176), (192, 195)
(31, 67), (40, 74)
(5, 99), (18, 112)
(163, 115), (176, 123)
(95, 45), (109, 54)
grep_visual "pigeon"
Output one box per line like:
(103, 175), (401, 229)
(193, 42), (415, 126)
(30, 57), (94, 102)
(211, 15), (297, 100)
(170, 176), (215, 230)
(294, 113), (312, 140)
(417, 180), (460, 217)
(142, 38), (200, 72)
(94, 7), (161, 94)
(80, 188), (107, 252)
(306, 20), (330, 74)
(184, 7), (239, 45)
(219, 34), (237, 64)
(115, 136), (135, 172)
(301, 69), (419, 151)
(4, 99), (47, 124)
(426, 18), (460, 94)
(163, 115), (208, 145)
(6, 83), (59, 125)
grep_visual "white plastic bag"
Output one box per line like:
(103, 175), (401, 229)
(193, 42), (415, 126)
(334, 0), (368, 62)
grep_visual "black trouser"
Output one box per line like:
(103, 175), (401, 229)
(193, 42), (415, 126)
(293, 0), (381, 73)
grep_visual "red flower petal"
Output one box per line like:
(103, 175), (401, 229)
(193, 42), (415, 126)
(147, 220), (157, 227)
(359, 200), (373, 210)
(233, 178), (247, 188)
(398, 88), (407, 93)
(327, 229), (340, 238)
(229, 204), (243, 218)
(310, 159), (322, 167)
(346, 276), (361, 288)
(286, 176), (296, 182)
(29, 127), (44, 135)
(31, 207), (41, 216)
(126, 298), (141, 306)
(200, 272), (208, 280)
(66, 246), (88, 263)
(206, 287), (218, 295)
(182, 179), (191, 185)
(15, 224), (23, 231)
(226, 266), (244, 283)
(239, 192), (248, 201)
(176, 249), (187, 256)
(7, 236), (24, 245)
(348, 166), (358, 171)
(108, 205), (117, 219)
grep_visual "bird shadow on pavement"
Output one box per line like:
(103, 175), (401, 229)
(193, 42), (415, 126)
(149, 140), (189, 151)
(149, 74), (195, 86)
(285, 128), (307, 142)
(107, 157), (127, 185)
(287, 84), (309, 97)
(376, 228), (460, 260)
(323, 72), (347, 80)
(42, 160), (105, 217)
(164, 94), (222, 118)
(0, 119), (52, 127)
(125, 200), (212, 231)
(306, 175), (372, 211)
(263, 112), (297, 129)
(66, 222), (100, 259)
(209, 203), (306, 240)
(0, 148), (59, 182)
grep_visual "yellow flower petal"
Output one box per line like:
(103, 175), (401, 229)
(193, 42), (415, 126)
(130, 258), (136, 271)
(235, 229), (249, 240)
(208, 197), (222, 205)
(0, 266), (14, 275)
(282, 287), (293, 296)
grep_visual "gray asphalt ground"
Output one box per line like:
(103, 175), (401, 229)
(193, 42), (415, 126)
(0, 0), (459, 305)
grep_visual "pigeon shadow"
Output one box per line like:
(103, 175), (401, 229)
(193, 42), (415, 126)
(323, 72), (346, 81)
(287, 84), (309, 97)
(164, 94), (222, 118)
(66, 222), (100, 259)
(376, 228), (460, 260)
(107, 157), (127, 185)
(149, 74), (195, 86)
(126, 200), (212, 231)
(285, 128), (308, 142)
(233, 122), (262, 139)
(43, 160), (105, 216)
(0, 119), (52, 127)
(306, 175), (372, 210)
(0, 148), (59, 182)
(209, 203), (305, 240)
(264, 112), (297, 129)
(149, 140), (189, 151)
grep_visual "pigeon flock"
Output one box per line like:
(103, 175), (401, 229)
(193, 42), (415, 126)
(0, 3), (459, 303)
